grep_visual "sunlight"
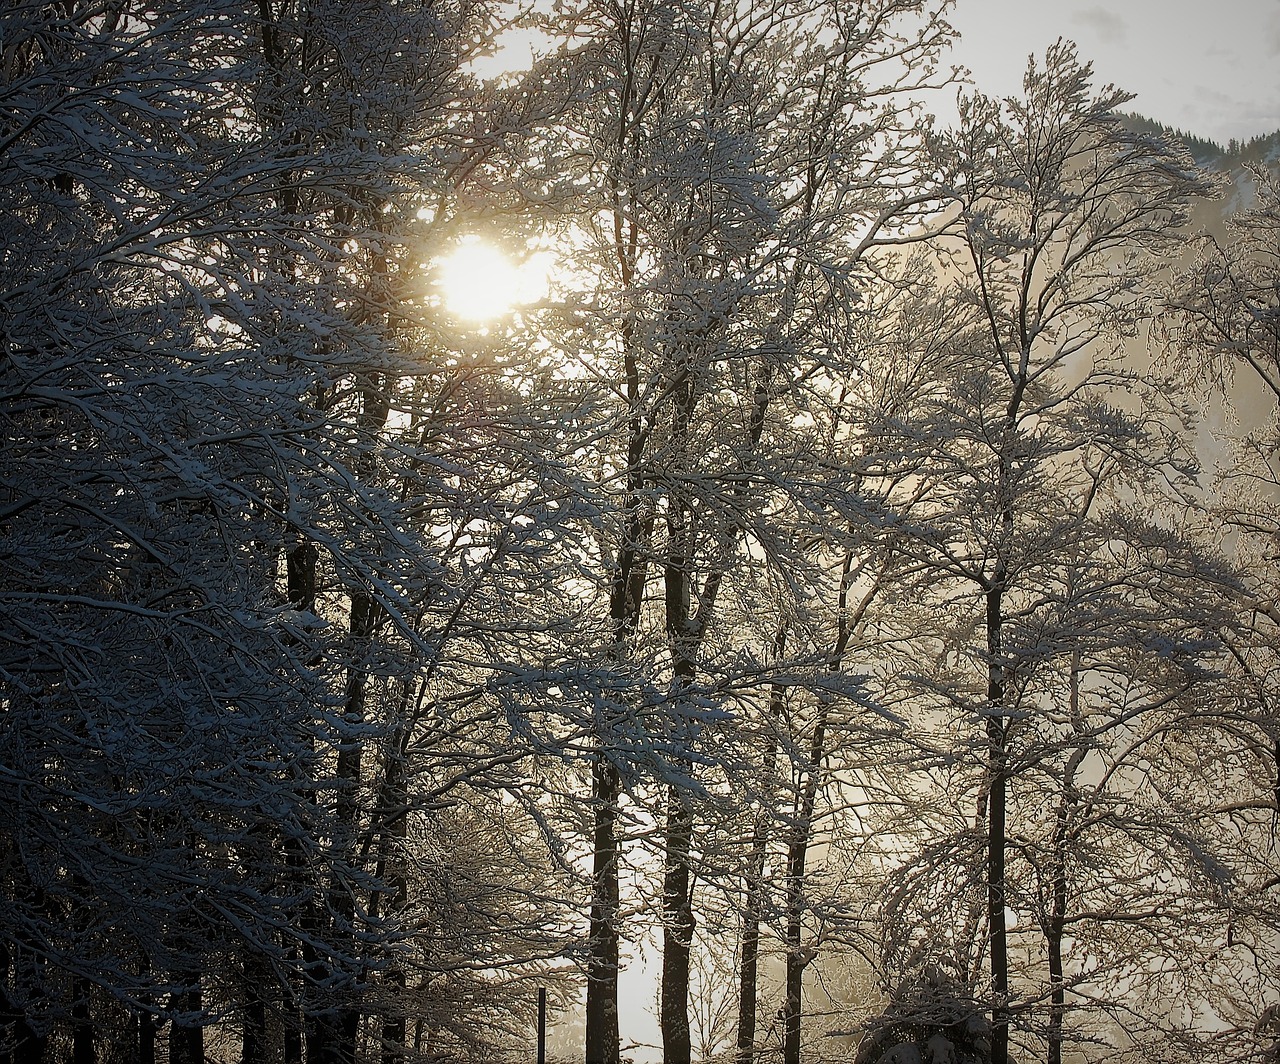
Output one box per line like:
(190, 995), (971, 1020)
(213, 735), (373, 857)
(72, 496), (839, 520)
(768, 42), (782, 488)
(437, 238), (548, 322)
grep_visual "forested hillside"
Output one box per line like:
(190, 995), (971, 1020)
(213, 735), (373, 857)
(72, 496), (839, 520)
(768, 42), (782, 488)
(1, 2), (1278, 1064)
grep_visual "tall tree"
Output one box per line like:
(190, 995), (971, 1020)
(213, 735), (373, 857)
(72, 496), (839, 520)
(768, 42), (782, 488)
(525, 3), (955, 1061)
(866, 41), (1215, 1063)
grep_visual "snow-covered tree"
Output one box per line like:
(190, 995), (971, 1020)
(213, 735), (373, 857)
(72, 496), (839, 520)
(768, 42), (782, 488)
(0, 0), (568, 1060)
(851, 41), (1219, 1064)
(509, 2), (957, 1061)
(1163, 163), (1280, 1062)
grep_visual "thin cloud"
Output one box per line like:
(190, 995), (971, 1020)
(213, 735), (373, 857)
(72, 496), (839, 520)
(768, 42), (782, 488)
(1071, 7), (1128, 45)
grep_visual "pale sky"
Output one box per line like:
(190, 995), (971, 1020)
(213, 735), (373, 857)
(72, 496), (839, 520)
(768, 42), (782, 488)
(944, 0), (1280, 143)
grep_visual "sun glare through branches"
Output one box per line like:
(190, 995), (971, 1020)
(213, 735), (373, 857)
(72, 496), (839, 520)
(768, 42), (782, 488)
(437, 238), (548, 322)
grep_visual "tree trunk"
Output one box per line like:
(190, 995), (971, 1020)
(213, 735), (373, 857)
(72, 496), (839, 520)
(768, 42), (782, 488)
(136, 1007), (156, 1064)
(659, 500), (699, 1064)
(782, 700), (832, 1064)
(1047, 653), (1085, 1064)
(735, 627), (785, 1064)
(586, 380), (650, 1064)
(735, 834), (768, 1064)
(1046, 894), (1065, 1064)
(241, 951), (269, 1064)
(585, 756), (622, 1064)
(71, 976), (93, 1064)
(985, 584), (1009, 1064)
(781, 554), (860, 1064)
(660, 786), (695, 1064)
(4, 1012), (44, 1064)
(310, 580), (381, 1064)
(2, 927), (48, 1064)
(375, 710), (412, 1064)
(168, 980), (203, 1064)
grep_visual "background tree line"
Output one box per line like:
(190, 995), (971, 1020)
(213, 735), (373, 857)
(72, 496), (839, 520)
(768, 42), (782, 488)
(1, 1), (1277, 1063)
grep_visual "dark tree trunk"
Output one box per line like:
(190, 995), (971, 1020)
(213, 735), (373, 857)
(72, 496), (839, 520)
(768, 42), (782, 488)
(7, 1018), (45, 1064)
(660, 786), (695, 1064)
(586, 388), (649, 1064)
(781, 554), (859, 1064)
(2, 928), (48, 1064)
(71, 977), (93, 1064)
(782, 698), (832, 1064)
(283, 1009), (303, 1064)
(374, 711), (412, 1064)
(735, 844), (767, 1064)
(306, 1013), (357, 1064)
(136, 1007), (156, 1064)
(1046, 901), (1065, 1064)
(381, 967), (407, 1064)
(320, 589), (379, 1064)
(585, 757), (622, 1064)
(241, 952), (269, 1064)
(735, 627), (785, 1064)
(985, 584), (1009, 1064)
(168, 981), (203, 1064)
(659, 507), (698, 1064)
(1047, 655), (1085, 1064)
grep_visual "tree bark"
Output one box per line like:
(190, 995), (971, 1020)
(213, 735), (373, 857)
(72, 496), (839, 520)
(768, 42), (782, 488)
(241, 950), (269, 1064)
(985, 584), (1009, 1064)
(660, 786), (695, 1064)
(735, 627), (785, 1064)
(374, 709), (412, 1064)
(585, 757), (622, 1064)
(1047, 652), (1085, 1064)
(136, 1007), (155, 1064)
(659, 465), (699, 1064)
(2, 924), (48, 1064)
(71, 976), (93, 1064)
(782, 716), (827, 1064)
(586, 297), (649, 1063)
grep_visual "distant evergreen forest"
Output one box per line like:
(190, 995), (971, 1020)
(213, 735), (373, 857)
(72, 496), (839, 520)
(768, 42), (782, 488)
(1120, 110), (1280, 166)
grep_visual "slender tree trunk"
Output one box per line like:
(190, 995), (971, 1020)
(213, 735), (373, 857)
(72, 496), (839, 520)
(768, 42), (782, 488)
(782, 726), (825, 1064)
(3, 922), (48, 1064)
(1047, 652), (1085, 1064)
(1046, 887), (1065, 1064)
(375, 709), (412, 1064)
(241, 950), (269, 1064)
(659, 479), (698, 1064)
(283, 1007), (303, 1064)
(10, 1024), (44, 1064)
(985, 584), (1009, 1064)
(136, 1007), (156, 1064)
(735, 628), (786, 1064)
(735, 862), (765, 1064)
(781, 552), (861, 1064)
(782, 688), (838, 1064)
(3, 1002), (44, 1064)
(586, 336), (649, 1064)
(585, 757), (622, 1064)
(284, 536), (319, 1064)
(71, 976), (93, 1064)
(660, 786), (695, 1064)
(782, 860), (806, 1064)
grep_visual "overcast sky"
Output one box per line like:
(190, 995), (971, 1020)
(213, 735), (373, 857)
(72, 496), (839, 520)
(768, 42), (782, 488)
(944, 0), (1280, 143)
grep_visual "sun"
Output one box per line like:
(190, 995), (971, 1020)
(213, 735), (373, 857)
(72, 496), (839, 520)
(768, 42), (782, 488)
(438, 238), (545, 322)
